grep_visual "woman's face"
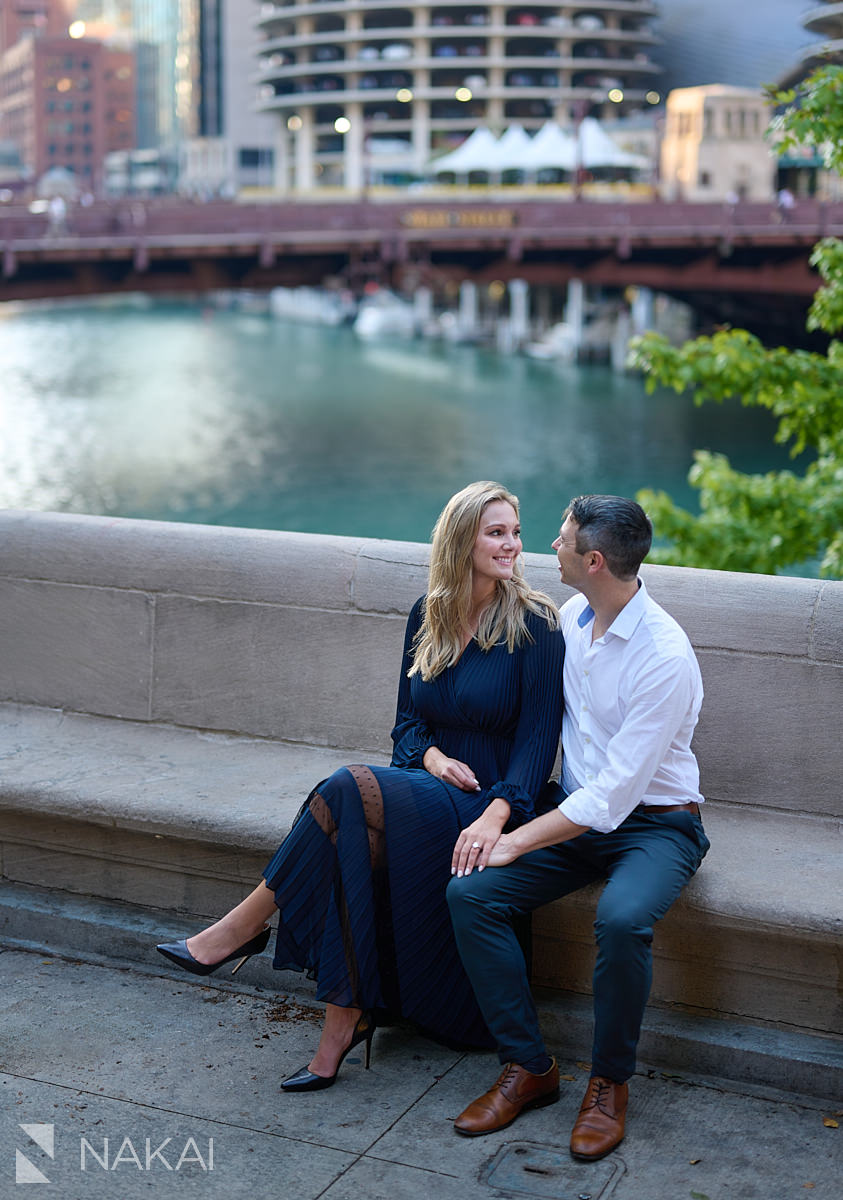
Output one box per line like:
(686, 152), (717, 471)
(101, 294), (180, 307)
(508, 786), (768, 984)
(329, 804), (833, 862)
(470, 500), (521, 588)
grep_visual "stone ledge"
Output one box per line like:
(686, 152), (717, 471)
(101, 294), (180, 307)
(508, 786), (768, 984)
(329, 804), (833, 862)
(1, 702), (839, 937)
(0, 702), (389, 849)
(1, 511), (839, 661)
(1, 701), (841, 1036)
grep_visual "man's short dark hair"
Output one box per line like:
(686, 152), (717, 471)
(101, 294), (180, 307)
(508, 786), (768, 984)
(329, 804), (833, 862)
(563, 495), (652, 580)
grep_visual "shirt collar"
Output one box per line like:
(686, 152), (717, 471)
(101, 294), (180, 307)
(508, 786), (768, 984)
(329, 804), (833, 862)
(576, 578), (647, 641)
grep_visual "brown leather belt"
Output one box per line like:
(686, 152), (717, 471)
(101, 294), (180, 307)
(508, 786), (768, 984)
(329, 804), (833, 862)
(636, 801), (701, 816)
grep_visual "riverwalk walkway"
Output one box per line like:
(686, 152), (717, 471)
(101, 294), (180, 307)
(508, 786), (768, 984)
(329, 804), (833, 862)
(1, 943), (839, 1200)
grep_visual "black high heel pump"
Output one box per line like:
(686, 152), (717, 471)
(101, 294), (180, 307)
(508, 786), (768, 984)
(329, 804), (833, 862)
(281, 1012), (376, 1092)
(156, 927), (271, 977)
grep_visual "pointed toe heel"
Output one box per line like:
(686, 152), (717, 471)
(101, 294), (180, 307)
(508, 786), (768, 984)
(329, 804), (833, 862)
(281, 1012), (376, 1093)
(156, 926), (271, 978)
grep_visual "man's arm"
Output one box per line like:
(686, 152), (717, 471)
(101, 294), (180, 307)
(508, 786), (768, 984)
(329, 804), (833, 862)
(560, 653), (698, 834)
(476, 652), (699, 873)
(484, 808), (589, 868)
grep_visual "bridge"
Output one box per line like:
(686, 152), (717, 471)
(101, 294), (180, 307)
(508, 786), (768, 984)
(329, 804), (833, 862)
(2, 196), (841, 339)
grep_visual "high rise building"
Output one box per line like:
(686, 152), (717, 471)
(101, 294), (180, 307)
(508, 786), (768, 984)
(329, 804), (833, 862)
(778, 0), (843, 85)
(178, 0), (276, 194)
(0, 27), (135, 191)
(116, 0), (178, 148)
(71, 1), (182, 148)
(255, 1), (663, 193)
(0, 0), (72, 54)
(653, 1), (806, 95)
(61, 2), (275, 193)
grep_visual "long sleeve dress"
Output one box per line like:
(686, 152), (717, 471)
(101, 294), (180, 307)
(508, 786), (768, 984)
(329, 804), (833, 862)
(263, 595), (565, 1048)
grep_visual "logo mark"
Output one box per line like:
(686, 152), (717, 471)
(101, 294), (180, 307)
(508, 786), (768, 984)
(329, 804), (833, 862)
(16, 1124), (54, 1184)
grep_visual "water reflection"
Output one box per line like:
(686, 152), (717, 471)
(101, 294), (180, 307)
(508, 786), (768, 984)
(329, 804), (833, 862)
(0, 299), (794, 552)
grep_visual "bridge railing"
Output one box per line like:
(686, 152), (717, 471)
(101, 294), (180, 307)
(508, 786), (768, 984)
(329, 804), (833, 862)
(2, 198), (842, 245)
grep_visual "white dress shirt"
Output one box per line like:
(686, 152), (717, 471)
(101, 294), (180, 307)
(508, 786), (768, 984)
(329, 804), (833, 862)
(559, 579), (704, 833)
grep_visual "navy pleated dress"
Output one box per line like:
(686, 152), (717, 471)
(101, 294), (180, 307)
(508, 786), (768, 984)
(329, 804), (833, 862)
(263, 596), (564, 1048)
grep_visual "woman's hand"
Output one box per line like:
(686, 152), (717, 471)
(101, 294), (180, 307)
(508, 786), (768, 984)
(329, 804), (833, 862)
(423, 747), (480, 792)
(451, 799), (511, 877)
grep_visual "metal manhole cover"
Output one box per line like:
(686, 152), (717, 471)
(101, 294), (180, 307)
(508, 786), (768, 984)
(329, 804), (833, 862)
(483, 1140), (625, 1198)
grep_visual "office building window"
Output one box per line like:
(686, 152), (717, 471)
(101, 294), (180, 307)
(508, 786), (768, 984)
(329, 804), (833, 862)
(239, 147), (274, 169)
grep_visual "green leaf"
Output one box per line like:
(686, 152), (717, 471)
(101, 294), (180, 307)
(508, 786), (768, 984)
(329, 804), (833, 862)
(631, 71), (843, 579)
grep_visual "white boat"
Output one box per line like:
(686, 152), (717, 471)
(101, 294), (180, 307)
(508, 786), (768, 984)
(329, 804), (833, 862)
(269, 286), (352, 326)
(524, 322), (579, 362)
(353, 290), (416, 340)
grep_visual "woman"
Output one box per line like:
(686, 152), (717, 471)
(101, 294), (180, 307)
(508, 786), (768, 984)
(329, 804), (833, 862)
(157, 481), (564, 1090)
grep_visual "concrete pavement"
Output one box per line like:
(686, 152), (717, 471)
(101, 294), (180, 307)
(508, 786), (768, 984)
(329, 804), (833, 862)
(1, 944), (839, 1200)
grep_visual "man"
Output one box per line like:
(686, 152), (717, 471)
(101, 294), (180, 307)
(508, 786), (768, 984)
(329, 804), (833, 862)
(447, 495), (710, 1160)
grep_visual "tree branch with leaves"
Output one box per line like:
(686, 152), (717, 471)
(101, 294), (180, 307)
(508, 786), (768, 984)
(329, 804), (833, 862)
(628, 66), (843, 578)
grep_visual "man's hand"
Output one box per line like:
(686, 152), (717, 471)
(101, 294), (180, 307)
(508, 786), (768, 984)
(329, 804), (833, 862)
(485, 810), (591, 869)
(485, 832), (522, 868)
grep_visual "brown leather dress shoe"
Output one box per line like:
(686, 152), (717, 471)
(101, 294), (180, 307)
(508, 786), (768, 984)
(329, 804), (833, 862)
(569, 1075), (629, 1160)
(454, 1059), (559, 1136)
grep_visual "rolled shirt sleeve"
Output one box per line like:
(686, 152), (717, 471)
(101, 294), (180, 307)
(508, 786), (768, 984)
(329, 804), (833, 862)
(559, 653), (698, 832)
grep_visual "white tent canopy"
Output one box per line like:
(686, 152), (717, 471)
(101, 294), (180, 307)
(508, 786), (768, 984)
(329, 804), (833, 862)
(429, 119), (647, 175)
(577, 117), (649, 169)
(429, 127), (502, 174)
(491, 123), (534, 171)
(520, 121), (578, 172)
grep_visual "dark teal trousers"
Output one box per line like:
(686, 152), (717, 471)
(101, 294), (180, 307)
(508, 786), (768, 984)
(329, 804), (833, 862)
(447, 808), (710, 1082)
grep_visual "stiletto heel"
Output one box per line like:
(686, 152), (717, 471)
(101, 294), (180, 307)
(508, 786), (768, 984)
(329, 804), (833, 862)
(281, 1012), (376, 1093)
(230, 953), (254, 977)
(156, 927), (271, 977)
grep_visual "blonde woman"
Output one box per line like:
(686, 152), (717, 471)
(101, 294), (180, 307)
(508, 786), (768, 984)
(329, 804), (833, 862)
(157, 482), (564, 1090)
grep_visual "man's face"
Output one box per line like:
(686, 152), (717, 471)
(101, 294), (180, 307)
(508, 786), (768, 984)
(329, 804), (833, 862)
(552, 515), (588, 589)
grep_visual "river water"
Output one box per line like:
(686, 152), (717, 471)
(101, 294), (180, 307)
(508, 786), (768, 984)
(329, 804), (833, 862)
(0, 297), (792, 553)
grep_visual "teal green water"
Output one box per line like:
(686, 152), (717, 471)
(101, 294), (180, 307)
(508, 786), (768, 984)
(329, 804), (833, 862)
(0, 298), (797, 552)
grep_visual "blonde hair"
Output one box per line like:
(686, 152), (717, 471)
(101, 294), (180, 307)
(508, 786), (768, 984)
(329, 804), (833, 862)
(409, 481), (558, 681)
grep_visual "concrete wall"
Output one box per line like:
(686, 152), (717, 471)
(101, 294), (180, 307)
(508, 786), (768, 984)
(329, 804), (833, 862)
(0, 509), (841, 817)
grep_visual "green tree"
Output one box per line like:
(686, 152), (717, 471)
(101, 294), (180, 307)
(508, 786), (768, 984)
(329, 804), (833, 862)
(628, 65), (843, 578)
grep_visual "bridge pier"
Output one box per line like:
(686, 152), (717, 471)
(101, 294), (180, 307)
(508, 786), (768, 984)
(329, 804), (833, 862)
(458, 280), (478, 341)
(565, 278), (586, 358)
(508, 278), (530, 346)
(631, 285), (655, 334)
(413, 286), (433, 332)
